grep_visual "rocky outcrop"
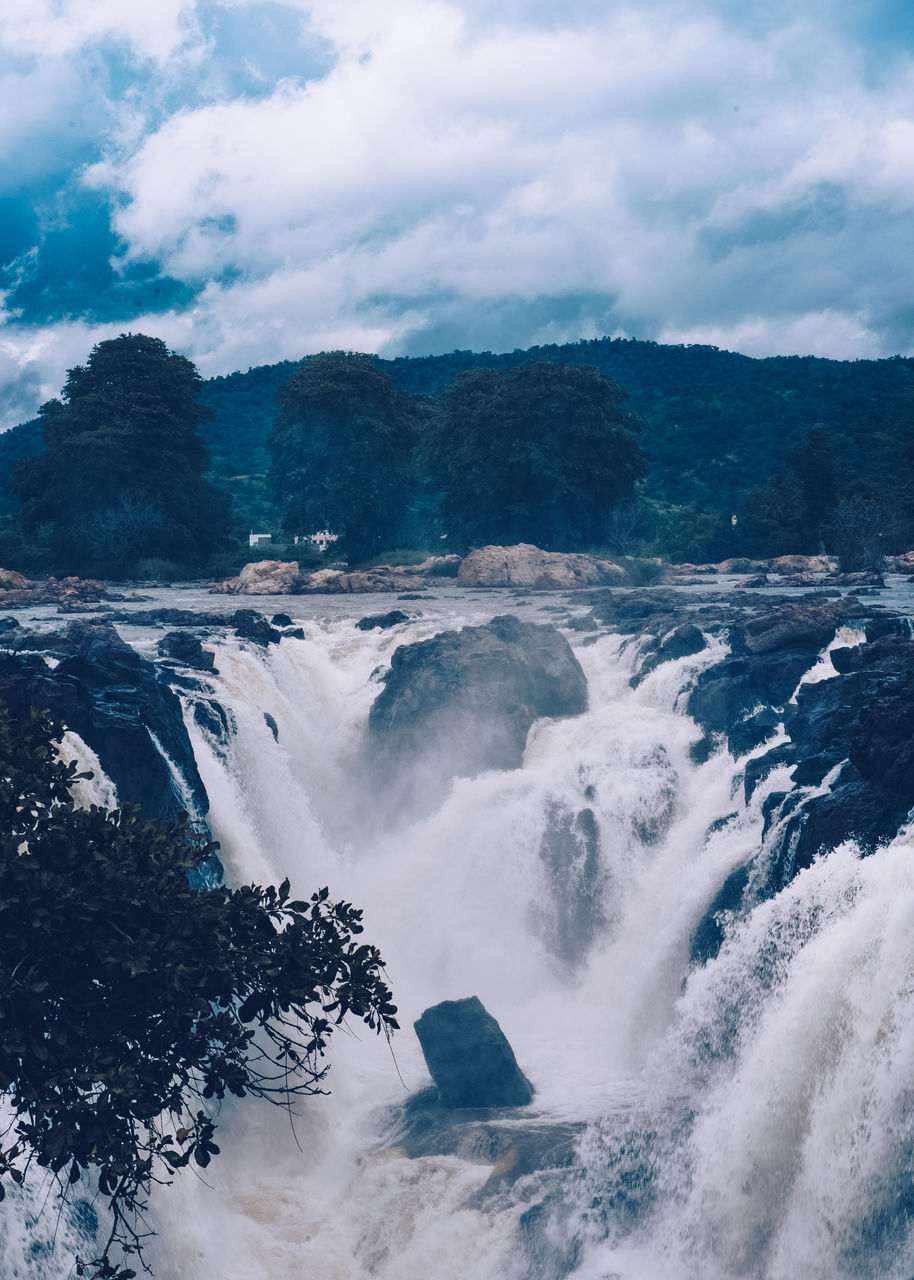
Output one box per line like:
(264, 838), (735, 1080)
(211, 555), (462, 595)
(457, 544), (623, 589)
(301, 567), (429, 593)
(366, 616), (587, 795)
(210, 559), (304, 595)
(670, 555), (838, 577)
(755, 632), (914, 885)
(0, 620), (207, 824)
(414, 996), (534, 1108)
(766, 554), (836, 575)
(0, 572), (109, 610)
(687, 596), (867, 753)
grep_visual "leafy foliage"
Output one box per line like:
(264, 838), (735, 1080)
(426, 361), (646, 551)
(0, 702), (397, 1278)
(826, 494), (895, 571)
(13, 334), (232, 577)
(269, 352), (429, 563)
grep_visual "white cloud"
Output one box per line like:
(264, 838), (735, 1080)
(3, 0), (914, 427)
(0, 0), (198, 63)
(85, 2), (914, 344)
(657, 310), (884, 361)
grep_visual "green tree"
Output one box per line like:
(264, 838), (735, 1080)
(269, 352), (427, 563)
(826, 493), (894, 571)
(737, 423), (840, 558)
(783, 423), (837, 552)
(426, 361), (646, 551)
(14, 334), (232, 578)
(0, 702), (397, 1279)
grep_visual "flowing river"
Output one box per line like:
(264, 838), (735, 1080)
(5, 581), (914, 1280)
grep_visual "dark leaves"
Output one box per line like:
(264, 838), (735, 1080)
(0, 701), (397, 1279)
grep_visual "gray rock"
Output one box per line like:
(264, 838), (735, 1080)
(457, 543), (623, 589)
(356, 609), (410, 631)
(414, 996), (534, 1108)
(367, 615), (587, 790)
(157, 630), (215, 671)
(231, 608), (283, 646)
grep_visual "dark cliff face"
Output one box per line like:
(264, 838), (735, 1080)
(586, 587), (912, 966)
(0, 620), (207, 825)
(365, 614), (587, 813)
(756, 632), (914, 888)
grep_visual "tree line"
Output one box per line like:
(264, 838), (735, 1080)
(5, 336), (649, 576)
(2, 331), (912, 578)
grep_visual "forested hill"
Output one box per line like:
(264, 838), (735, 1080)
(2, 337), (912, 550)
(196, 338), (914, 524)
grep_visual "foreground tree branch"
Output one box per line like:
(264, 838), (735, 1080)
(0, 703), (398, 1278)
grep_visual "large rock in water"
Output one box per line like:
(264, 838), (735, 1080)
(367, 615), (587, 789)
(457, 544), (623, 589)
(414, 997), (534, 1108)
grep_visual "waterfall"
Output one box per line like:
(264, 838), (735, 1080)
(8, 595), (914, 1279)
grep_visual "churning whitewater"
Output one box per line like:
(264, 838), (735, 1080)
(6, 590), (914, 1280)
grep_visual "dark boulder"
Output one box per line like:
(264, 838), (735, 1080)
(271, 613), (294, 627)
(0, 620), (207, 824)
(231, 608), (282, 646)
(157, 630), (215, 671)
(367, 616), (587, 790)
(414, 996), (534, 1108)
(356, 610), (410, 631)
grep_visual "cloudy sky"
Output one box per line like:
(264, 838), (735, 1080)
(2, 0), (913, 427)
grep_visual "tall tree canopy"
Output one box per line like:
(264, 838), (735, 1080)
(0, 701), (397, 1279)
(426, 361), (647, 552)
(269, 352), (427, 563)
(14, 334), (231, 577)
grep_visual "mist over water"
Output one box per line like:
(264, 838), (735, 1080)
(7, 589), (914, 1279)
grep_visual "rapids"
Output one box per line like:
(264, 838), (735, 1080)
(6, 584), (914, 1279)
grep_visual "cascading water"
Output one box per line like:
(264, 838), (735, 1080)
(7, 592), (914, 1279)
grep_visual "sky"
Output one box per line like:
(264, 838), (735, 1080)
(2, 0), (914, 428)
